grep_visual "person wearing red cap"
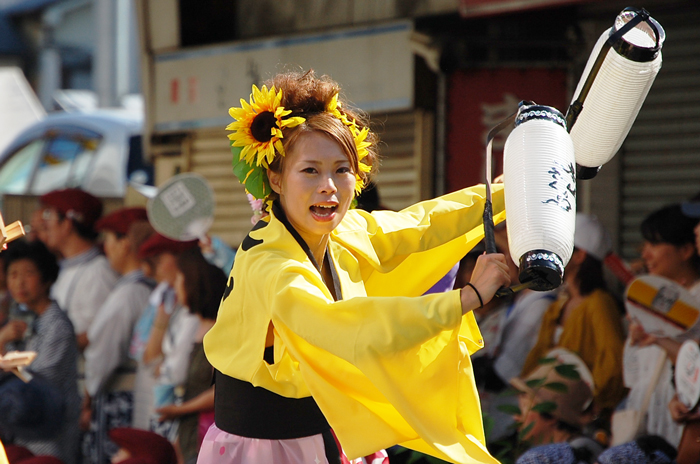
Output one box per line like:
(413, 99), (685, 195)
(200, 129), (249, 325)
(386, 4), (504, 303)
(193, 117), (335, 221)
(108, 427), (176, 464)
(81, 208), (156, 464)
(128, 234), (199, 438)
(40, 188), (118, 351)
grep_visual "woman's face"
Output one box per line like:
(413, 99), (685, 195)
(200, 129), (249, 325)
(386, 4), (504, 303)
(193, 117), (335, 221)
(269, 131), (356, 248)
(153, 252), (179, 285)
(7, 258), (48, 308)
(103, 231), (128, 274)
(641, 240), (694, 281)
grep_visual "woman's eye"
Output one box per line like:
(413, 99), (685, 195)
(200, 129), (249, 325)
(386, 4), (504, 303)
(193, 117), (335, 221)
(302, 167), (317, 174)
(337, 166), (352, 174)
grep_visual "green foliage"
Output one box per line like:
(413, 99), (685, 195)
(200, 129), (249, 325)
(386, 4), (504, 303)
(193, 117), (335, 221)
(525, 378), (546, 389)
(543, 381), (568, 393)
(531, 401), (557, 414)
(484, 358), (583, 464)
(554, 364), (581, 380)
(517, 422), (535, 441)
(496, 404), (521, 416)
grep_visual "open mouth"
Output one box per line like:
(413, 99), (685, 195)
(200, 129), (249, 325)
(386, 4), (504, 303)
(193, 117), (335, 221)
(310, 204), (337, 219)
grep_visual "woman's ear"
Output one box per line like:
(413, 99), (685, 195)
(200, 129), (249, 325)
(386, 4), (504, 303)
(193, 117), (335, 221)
(679, 242), (696, 262)
(267, 169), (282, 194)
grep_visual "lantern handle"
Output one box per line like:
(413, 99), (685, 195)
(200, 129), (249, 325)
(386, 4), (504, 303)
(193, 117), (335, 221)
(483, 111), (518, 255)
(483, 102), (534, 298)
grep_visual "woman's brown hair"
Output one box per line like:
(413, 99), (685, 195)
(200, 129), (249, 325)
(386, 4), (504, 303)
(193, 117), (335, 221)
(266, 70), (379, 203)
(176, 248), (227, 320)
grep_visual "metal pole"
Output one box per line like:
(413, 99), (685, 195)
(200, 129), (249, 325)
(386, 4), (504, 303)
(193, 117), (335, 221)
(95, 0), (117, 107)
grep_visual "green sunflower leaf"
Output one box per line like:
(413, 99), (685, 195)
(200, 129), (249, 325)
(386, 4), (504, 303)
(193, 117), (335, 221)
(537, 357), (557, 365)
(231, 143), (271, 199)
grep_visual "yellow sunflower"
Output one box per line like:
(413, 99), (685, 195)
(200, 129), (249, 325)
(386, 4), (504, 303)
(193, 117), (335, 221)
(227, 85), (305, 168)
(327, 93), (373, 194)
(353, 126), (372, 194)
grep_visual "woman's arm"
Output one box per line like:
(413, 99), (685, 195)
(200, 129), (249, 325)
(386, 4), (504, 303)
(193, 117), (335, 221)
(340, 185), (506, 297)
(156, 386), (215, 421)
(143, 303), (170, 365)
(345, 184), (504, 259)
(270, 253), (509, 364)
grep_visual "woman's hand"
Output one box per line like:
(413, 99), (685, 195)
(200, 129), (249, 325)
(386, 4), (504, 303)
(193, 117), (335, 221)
(460, 253), (511, 315)
(156, 404), (182, 422)
(0, 320), (27, 346)
(628, 318), (657, 347)
(669, 394), (700, 423)
(79, 394), (92, 431)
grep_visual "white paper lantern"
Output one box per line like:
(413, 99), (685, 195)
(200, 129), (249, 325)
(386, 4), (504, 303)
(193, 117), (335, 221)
(568, 7), (664, 179)
(504, 104), (576, 290)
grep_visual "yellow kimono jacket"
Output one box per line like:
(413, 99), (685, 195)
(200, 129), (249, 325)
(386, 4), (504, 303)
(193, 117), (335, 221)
(204, 184), (505, 464)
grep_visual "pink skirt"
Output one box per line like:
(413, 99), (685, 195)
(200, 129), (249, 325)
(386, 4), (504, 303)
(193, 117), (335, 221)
(197, 424), (331, 464)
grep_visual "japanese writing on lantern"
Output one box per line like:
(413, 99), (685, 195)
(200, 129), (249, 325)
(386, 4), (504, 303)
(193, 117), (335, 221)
(541, 160), (576, 212)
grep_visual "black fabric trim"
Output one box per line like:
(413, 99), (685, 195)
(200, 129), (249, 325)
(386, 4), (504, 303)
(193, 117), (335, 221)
(241, 219), (268, 251)
(214, 369), (331, 440)
(272, 201), (343, 301)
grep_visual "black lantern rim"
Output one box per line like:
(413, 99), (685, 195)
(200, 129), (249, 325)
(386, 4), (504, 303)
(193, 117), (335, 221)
(515, 104), (567, 130)
(610, 7), (665, 63)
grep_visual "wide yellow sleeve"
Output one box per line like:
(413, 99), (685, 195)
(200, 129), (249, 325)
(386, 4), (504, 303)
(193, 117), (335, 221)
(267, 264), (499, 464)
(335, 184), (505, 297)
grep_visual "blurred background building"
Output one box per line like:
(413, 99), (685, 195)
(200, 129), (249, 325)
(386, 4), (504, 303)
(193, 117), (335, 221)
(0, 0), (698, 262)
(0, 0), (140, 110)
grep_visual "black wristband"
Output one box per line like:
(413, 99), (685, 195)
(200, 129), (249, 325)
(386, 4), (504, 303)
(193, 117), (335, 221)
(466, 282), (484, 308)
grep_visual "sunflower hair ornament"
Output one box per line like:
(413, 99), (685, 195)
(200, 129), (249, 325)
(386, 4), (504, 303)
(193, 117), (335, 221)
(227, 84), (372, 201)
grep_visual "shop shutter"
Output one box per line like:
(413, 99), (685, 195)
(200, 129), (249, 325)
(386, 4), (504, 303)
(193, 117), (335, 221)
(619, 9), (700, 259)
(187, 128), (251, 247)
(373, 109), (434, 210)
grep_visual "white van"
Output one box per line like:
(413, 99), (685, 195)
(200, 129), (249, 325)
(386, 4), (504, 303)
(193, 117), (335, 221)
(0, 110), (152, 198)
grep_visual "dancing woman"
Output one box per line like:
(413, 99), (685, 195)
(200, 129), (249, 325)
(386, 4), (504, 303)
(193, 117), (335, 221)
(201, 70), (510, 464)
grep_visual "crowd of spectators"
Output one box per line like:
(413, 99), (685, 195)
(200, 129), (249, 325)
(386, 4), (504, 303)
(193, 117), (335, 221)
(0, 188), (234, 464)
(2, 184), (700, 464)
(460, 196), (700, 464)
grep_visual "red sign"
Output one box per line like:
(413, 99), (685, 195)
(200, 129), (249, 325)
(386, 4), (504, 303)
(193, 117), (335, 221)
(445, 67), (567, 192)
(170, 78), (180, 104)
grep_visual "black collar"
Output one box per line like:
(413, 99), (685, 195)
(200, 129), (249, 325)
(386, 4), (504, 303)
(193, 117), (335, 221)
(272, 201), (343, 301)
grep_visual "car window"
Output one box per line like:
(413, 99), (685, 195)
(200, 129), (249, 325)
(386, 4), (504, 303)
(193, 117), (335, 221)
(30, 131), (102, 194)
(0, 139), (45, 195)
